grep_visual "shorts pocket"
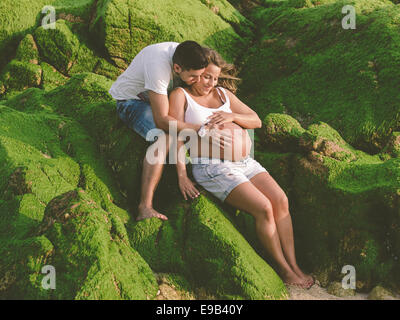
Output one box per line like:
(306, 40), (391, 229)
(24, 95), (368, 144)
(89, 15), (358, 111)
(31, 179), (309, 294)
(192, 164), (209, 183)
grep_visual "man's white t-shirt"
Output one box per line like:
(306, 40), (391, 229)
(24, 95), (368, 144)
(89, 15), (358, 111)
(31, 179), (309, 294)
(109, 42), (180, 101)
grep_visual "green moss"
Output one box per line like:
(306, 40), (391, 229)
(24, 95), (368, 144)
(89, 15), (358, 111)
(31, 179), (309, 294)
(129, 218), (164, 269)
(2, 87), (53, 113)
(326, 281), (356, 297)
(0, 0), (49, 72)
(292, 154), (400, 288)
(240, 0), (399, 153)
(90, 0), (251, 68)
(249, 147), (400, 290)
(34, 19), (80, 75)
(261, 113), (306, 152)
(39, 189), (158, 300)
(187, 195), (288, 300)
(0, 60), (42, 95)
(368, 285), (396, 300)
(1, 0), (399, 299)
(15, 34), (40, 64)
(300, 121), (358, 162)
(0, 235), (55, 299)
(128, 196), (189, 276)
(40, 62), (69, 91)
(0, 89), (152, 298)
(155, 273), (196, 299)
(45, 73), (113, 113)
(92, 59), (124, 80)
(382, 131), (400, 158)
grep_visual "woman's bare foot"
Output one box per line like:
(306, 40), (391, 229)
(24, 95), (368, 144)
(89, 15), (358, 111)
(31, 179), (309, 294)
(291, 265), (314, 287)
(280, 270), (311, 289)
(136, 205), (168, 221)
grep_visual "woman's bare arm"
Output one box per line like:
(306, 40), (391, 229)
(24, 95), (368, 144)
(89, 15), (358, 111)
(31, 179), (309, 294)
(149, 90), (202, 133)
(226, 90), (262, 129)
(168, 88), (200, 200)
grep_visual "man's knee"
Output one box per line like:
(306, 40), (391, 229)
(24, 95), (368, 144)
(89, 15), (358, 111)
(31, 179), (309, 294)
(144, 131), (173, 164)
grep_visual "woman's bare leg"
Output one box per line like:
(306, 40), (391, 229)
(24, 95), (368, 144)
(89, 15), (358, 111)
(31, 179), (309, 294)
(224, 181), (306, 286)
(250, 172), (313, 286)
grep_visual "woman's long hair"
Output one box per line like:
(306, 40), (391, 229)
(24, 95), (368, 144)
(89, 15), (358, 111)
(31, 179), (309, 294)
(202, 47), (241, 94)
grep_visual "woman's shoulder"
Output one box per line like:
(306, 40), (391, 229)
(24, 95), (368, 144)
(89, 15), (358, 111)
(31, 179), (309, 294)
(217, 86), (234, 96)
(170, 87), (186, 97)
(169, 87), (187, 110)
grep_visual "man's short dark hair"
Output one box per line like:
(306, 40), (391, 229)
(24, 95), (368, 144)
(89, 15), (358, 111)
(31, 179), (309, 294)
(172, 40), (208, 71)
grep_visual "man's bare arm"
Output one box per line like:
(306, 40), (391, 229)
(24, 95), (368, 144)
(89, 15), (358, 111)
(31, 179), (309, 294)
(148, 91), (202, 133)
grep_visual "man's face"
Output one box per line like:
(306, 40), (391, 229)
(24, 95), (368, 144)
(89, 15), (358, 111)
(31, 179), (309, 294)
(174, 64), (205, 86)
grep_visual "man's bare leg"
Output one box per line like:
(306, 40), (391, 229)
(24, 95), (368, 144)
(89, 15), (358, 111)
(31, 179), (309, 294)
(136, 134), (171, 221)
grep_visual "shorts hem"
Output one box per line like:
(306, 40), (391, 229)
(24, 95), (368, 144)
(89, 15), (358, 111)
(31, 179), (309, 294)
(220, 178), (249, 202)
(247, 168), (268, 181)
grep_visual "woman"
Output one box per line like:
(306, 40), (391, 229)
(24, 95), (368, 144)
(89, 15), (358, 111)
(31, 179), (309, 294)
(168, 48), (314, 289)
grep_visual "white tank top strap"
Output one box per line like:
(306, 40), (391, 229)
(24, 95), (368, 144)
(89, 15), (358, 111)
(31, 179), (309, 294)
(178, 87), (191, 101)
(216, 87), (230, 105)
(182, 86), (232, 125)
(178, 87), (193, 111)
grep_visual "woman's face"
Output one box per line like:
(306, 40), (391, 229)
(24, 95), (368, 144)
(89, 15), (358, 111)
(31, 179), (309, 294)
(191, 63), (221, 95)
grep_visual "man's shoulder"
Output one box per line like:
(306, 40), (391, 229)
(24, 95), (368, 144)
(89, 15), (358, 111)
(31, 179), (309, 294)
(141, 41), (179, 54)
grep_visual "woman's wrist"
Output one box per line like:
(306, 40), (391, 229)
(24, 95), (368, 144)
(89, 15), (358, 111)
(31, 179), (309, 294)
(177, 168), (188, 178)
(231, 112), (238, 123)
(191, 123), (202, 132)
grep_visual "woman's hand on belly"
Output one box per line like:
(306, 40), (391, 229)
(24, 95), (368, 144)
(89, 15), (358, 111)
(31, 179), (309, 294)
(193, 122), (252, 161)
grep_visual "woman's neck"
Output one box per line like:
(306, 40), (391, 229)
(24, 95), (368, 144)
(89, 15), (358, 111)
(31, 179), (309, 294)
(187, 86), (215, 97)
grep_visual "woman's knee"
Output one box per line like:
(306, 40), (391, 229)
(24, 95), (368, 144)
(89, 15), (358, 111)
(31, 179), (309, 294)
(255, 200), (274, 222)
(276, 192), (289, 210)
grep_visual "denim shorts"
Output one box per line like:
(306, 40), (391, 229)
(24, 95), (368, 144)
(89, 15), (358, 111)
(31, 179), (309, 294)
(116, 99), (164, 142)
(191, 155), (268, 202)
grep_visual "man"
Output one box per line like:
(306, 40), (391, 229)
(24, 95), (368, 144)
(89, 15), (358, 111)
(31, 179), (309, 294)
(110, 41), (212, 221)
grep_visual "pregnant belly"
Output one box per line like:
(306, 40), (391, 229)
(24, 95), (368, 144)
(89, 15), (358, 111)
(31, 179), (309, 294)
(193, 122), (252, 161)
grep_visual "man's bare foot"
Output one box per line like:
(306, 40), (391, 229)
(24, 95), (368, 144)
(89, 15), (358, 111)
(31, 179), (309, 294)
(136, 205), (168, 221)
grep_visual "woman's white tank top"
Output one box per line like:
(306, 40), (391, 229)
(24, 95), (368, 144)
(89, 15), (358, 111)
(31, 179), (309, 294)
(180, 87), (232, 125)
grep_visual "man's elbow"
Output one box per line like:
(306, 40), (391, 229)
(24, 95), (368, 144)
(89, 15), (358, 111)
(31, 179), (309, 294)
(155, 117), (172, 133)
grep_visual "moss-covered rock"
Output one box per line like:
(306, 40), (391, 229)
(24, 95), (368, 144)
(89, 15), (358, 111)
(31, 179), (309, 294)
(40, 62), (69, 91)
(186, 195), (288, 300)
(0, 0), (97, 74)
(326, 281), (356, 297)
(368, 285), (397, 300)
(1, 0), (400, 300)
(240, 0), (400, 153)
(90, 0), (252, 68)
(33, 19), (81, 75)
(382, 131), (400, 158)
(155, 272), (197, 300)
(15, 34), (40, 65)
(0, 60), (42, 96)
(0, 92), (151, 298)
(300, 122), (358, 162)
(37, 189), (158, 300)
(261, 113), (305, 152)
